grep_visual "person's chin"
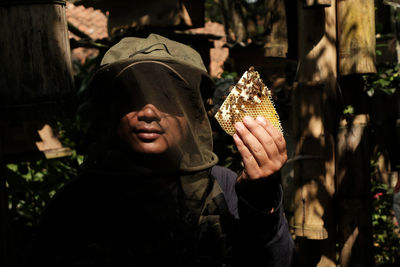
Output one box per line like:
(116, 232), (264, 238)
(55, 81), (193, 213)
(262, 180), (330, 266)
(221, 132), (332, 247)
(134, 141), (168, 155)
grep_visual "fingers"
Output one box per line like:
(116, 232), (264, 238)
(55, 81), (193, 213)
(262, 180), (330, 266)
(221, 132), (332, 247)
(233, 133), (259, 178)
(234, 120), (269, 166)
(239, 116), (281, 161)
(255, 116), (286, 155)
(233, 116), (287, 180)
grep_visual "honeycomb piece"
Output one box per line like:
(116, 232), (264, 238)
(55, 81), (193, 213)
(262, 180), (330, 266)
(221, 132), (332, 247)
(214, 67), (283, 136)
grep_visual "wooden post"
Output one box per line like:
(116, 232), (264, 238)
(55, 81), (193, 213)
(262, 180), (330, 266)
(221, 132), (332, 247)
(337, 0), (376, 75)
(293, 2), (337, 266)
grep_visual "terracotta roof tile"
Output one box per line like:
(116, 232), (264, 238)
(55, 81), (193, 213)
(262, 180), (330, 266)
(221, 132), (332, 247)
(66, 2), (108, 40)
(66, 2), (108, 63)
(66, 4), (228, 77)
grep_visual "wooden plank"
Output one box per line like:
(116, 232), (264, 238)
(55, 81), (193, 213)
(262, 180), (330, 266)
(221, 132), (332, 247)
(337, 0), (376, 75)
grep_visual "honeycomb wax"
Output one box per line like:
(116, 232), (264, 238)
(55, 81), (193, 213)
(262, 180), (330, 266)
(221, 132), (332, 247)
(215, 66), (283, 136)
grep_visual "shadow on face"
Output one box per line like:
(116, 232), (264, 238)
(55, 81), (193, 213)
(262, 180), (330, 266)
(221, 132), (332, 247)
(117, 103), (189, 156)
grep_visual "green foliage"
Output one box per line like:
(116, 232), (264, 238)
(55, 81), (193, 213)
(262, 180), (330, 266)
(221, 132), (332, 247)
(4, 135), (83, 267)
(5, 56), (96, 252)
(366, 61), (400, 266)
(5, 112), (85, 231)
(6, 156), (80, 229)
(364, 64), (400, 97)
(342, 105), (354, 116)
(371, 180), (400, 266)
(220, 70), (238, 80)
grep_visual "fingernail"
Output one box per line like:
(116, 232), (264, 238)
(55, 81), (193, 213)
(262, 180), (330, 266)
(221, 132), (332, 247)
(233, 133), (240, 141)
(256, 116), (266, 124)
(243, 116), (252, 123)
(235, 122), (244, 130)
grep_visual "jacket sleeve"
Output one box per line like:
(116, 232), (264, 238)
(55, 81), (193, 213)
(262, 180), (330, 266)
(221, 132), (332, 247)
(211, 166), (298, 267)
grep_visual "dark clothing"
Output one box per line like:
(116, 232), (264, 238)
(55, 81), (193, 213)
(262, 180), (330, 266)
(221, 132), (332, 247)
(32, 165), (297, 267)
(211, 166), (297, 266)
(49, 34), (300, 267)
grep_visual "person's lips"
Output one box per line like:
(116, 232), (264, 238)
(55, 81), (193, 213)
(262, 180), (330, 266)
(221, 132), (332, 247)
(134, 127), (163, 141)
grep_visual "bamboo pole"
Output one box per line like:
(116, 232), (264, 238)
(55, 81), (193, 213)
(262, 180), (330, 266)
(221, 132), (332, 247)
(336, 76), (374, 267)
(293, 2), (337, 266)
(336, 0), (376, 264)
(0, 1), (73, 109)
(0, 1), (73, 159)
(337, 0), (376, 75)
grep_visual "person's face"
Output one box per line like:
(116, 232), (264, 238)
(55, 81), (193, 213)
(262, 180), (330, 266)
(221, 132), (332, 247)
(117, 103), (189, 155)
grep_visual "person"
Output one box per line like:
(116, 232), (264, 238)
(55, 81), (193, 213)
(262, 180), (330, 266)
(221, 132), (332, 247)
(31, 34), (298, 266)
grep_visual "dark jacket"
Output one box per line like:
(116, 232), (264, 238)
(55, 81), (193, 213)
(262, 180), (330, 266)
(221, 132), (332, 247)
(31, 165), (297, 267)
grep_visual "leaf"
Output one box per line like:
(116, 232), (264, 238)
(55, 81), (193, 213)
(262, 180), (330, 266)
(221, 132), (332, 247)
(367, 88), (375, 97)
(382, 88), (396, 95)
(343, 105), (354, 115)
(385, 69), (394, 75)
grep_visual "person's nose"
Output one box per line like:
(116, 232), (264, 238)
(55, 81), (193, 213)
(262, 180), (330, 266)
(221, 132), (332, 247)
(137, 104), (162, 123)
